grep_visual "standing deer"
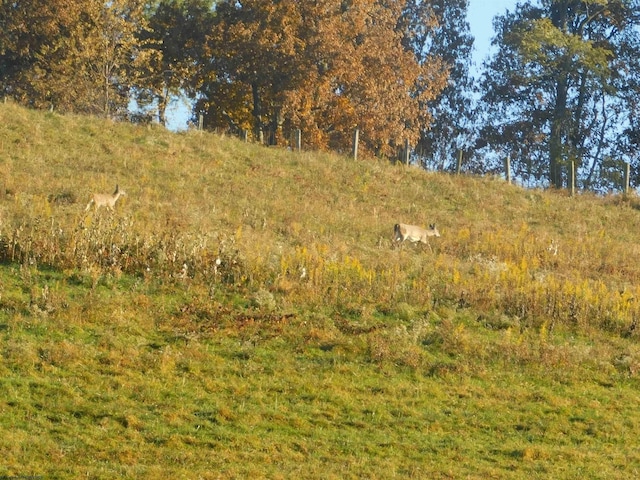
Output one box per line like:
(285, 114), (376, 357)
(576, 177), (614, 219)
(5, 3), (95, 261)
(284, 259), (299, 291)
(85, 184), (126, 212)
(394, 223), (440, 250)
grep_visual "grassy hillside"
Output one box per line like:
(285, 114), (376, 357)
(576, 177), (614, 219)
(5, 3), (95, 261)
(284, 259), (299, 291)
(1, 102), (640, 478)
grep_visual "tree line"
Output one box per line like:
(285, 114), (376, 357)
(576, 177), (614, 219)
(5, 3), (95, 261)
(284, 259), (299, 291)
(1, 0), (639, 192)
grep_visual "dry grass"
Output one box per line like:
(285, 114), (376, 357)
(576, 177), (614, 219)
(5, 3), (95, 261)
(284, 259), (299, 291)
(2, 102), (640, 478)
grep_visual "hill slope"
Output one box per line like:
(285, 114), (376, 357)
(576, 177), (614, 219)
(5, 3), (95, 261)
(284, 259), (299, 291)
(1, 103), (640, 478)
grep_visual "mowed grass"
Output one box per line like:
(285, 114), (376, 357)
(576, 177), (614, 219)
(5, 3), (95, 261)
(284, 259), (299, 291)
(1, 102), (640, 478)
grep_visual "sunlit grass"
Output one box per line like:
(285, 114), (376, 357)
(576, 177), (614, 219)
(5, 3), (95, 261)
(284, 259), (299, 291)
(1, 102), (640, 478)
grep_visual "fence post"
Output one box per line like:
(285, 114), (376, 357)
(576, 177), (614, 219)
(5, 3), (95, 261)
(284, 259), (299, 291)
(456, 150), (462, 174)
(295, 129), (302, 151)
(624, 162), (631, 194)
(505, 154), (511, 184)
(198, 114), (204, 131)
(403, 138), (410, 165)
(352, 128), (359, 160)
(570, 160), (576, 196)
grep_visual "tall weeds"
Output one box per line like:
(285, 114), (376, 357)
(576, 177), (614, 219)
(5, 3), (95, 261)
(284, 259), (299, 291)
(1, 102), (640, 339)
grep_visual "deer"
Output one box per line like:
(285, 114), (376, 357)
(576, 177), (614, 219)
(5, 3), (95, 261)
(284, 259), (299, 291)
(393, 223), (440, 250)
(85, 184), (126, 212)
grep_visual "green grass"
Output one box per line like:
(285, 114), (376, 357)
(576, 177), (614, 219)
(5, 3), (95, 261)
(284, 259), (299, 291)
(1, 102), (640, 478)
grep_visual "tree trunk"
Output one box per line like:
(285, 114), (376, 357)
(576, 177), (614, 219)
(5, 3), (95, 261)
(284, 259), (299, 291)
(158, 86), (168, 127)
(549, 1), (569, 188)
(549, 73), (568, 188)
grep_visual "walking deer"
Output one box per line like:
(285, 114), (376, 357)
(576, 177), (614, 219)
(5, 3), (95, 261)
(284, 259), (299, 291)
(85, 184), (126, 212)
(394, 223), (440, 250)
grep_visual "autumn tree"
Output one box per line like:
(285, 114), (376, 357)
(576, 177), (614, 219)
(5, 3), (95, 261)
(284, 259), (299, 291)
(199, 0), (448, 156)
(285, 0), (449, 156)
(0, 0), (154, 118)
(478, 0), (640, 190)
(0, 0), (78, 107)
(198, 0), (303, 141)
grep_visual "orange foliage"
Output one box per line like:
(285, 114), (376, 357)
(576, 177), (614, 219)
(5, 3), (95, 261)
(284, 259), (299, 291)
(204, 0), (449, 155)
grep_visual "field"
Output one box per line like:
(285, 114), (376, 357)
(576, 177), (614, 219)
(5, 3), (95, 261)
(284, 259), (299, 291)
(1, 102), (640, 478)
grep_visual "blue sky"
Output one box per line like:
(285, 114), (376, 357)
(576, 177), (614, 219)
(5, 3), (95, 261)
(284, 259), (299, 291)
(468, 0), (519, 69)
(166, 0), (521, 131)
